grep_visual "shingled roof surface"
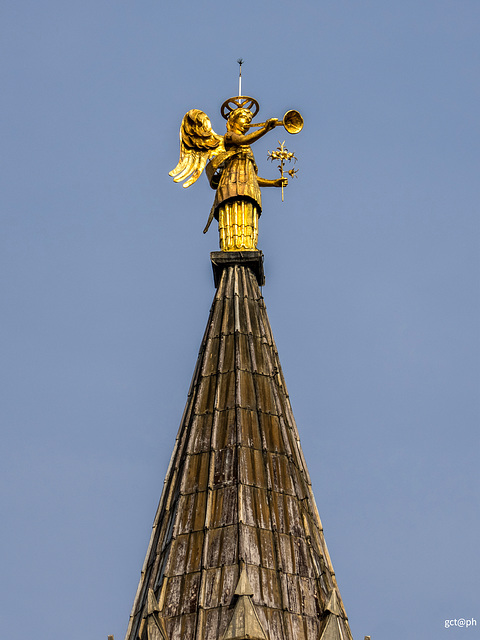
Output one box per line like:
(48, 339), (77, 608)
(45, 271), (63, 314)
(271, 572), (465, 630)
(125, 253), (354, 640)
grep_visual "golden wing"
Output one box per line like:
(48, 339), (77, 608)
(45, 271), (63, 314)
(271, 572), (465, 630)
(169, 109), (225, 188)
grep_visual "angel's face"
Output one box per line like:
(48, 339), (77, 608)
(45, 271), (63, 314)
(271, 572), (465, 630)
(228, 109), (252, 134)
(235, 114), (250, 133)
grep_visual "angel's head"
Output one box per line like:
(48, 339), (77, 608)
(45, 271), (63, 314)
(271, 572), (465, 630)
(227, 108), (253, 134)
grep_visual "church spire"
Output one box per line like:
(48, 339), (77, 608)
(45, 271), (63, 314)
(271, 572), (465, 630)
(123, 251), (354, 640)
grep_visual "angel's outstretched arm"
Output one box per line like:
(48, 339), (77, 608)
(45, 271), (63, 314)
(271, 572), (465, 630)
(257, 176), (288, 188)
(228, 118), (278, 146)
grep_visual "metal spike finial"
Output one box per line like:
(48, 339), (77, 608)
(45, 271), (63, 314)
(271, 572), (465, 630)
(237, 58), (244, 96)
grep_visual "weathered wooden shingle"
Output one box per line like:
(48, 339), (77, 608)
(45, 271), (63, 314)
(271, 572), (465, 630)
(124, 253), (354, 640)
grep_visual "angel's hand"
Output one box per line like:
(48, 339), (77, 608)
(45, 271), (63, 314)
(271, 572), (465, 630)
(264, 118), (279, 131)
(275, 177), (288, 188)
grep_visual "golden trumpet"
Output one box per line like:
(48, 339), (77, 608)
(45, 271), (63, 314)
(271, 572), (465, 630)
(248, 109), (304, 134)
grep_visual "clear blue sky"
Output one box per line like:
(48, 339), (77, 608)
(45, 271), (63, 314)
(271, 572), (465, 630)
(1, 2), (479, 639)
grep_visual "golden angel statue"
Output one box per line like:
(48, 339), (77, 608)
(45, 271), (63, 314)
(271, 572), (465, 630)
(169, 96), (302, 252)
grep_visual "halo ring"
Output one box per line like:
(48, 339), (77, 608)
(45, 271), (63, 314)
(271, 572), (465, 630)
(221, 96), (259, 120)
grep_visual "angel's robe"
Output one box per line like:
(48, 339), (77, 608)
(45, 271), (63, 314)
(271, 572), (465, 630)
(206, 134), (262, 219)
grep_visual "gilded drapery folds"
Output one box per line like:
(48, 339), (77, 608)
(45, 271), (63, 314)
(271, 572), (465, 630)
(206, 143), (261, 251)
